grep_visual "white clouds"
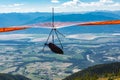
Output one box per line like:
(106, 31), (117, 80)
(51, 0), (59, 3)
(30, 38), (47, 42)
(100, 0), (113, 3)
(0, 34), (48, 42)
(13, 3), (24, 7)
(56, 0), (120, 12)
(0, 3), (25, 13)
(62, 0), (80, 7)
(0, 0), (120, 13)
(66, 34), (98, 40)
(0, 34), (33, 40)
(1, 3), (24, 8)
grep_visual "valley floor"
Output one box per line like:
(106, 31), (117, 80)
(0, 33), (119, 80)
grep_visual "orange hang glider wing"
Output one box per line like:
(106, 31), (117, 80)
(1, 20), (120, 32)
(0, 26), (30, 33)
(79, 20), (120, 26)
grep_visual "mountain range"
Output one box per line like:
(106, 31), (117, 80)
(0, 11), (120, 34)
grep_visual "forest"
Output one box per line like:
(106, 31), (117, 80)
(0, 73), (31, 80)
(63, 62), (120, 80)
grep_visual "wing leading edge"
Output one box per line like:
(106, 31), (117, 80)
(0, 26), (29, 33)
(79, 20), (120, 26)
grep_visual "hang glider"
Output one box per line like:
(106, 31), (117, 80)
(0, 8), (120, 54)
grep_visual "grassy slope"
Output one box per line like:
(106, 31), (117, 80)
(63, 62), (120, 80)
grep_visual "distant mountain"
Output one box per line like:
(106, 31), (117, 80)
(0, 12), (51, 27)
(29, 11), (120, 23)
(63, 62), (120, 80)
(0, 73), (31, 80)
(0, 11), (120, 34)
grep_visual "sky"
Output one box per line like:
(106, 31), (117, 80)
(0, 0), (120, 13)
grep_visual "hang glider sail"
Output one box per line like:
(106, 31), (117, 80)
(28, 20), (120, 28)
(0, 20), (120, 33)
(30, 22), (78, 28)
(0, 26), (29, 33)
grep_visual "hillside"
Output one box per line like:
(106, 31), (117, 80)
(63, 62), (120, 80)
(0, 73), (31, 80)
